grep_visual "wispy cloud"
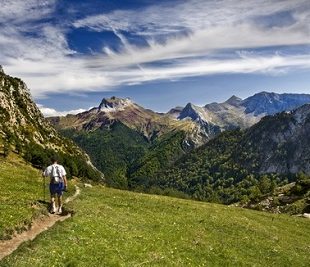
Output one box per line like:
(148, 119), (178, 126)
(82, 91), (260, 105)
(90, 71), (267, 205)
(1, 0), (310, 102)
(0, 0), (57, 24)
(74, 0), (309, 36)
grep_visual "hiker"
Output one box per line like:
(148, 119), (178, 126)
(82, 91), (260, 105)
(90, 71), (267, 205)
(43, 157), (68, 214)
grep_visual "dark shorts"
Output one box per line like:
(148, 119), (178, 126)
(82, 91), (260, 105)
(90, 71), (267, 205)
(50, 183), (64, 196)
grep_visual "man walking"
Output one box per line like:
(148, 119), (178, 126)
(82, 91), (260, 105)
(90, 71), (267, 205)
(43, 157), (67, 214)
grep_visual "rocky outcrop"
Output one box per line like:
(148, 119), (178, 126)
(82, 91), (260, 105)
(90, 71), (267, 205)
(0, 70), (58, 146)
(0, 69), (101, 177)
(178, 103), (221, 139)
(98, 96), (133, 112)
(236, 104), (310, 174)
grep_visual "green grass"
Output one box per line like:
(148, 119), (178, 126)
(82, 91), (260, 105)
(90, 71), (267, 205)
(1, 185), (309, 266)
(0, 153), (75, 240)
(0, 154), (47, 239)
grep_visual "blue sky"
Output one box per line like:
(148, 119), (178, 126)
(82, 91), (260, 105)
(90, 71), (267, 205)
(0, 0), (310, 116)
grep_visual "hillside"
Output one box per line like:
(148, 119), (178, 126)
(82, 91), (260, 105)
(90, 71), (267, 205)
(0, 68), (102, 181)
(61, 122), (150, 188)
(140, 105), (310, 206)
(1, 183), (309, 266)
(0, 154), (47, 241)
(235, 104), (310, 174)
(48, 94), (310, 202)
(49, 97), (200, 188)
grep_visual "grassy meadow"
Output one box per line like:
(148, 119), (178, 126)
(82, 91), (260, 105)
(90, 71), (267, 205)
(0, 154), (75, 240)
(0, 154), (47, 240)
(1, 183), (309, 266)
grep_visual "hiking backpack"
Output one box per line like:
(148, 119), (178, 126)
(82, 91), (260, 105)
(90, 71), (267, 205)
(51, 165), (62, 183)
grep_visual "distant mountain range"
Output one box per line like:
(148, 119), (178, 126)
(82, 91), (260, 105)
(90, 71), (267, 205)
(48, 91), (310, 195)
(48, 96), (196, 187)
(50, 91), (310, 146)
(1, 67), (309, 208)
(49, 96), (203, 145)
(148, 103), (310, 206)
(169, 91), (310, 139)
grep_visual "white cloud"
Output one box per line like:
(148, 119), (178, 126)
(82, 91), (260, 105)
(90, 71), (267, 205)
(37, 104), (87, 117)
(1, 0), (310, 99)
(73, 0), (309, 35)
(0, 0), (57, 24)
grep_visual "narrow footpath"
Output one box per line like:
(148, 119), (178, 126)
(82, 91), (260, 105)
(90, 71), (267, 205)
(0, 185), (81, 260)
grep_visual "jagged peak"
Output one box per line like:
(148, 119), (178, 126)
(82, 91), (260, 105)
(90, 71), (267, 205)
(0, 65), (4, 73)
(98, 96), (133, 112)
(225, 95), (242, 106)
(178, 102), (207, 121)
(183, 102), (199, 110)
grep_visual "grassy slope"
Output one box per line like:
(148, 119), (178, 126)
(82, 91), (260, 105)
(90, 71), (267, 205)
(0, 154), (46, 240)
(1, 186), (309, 267)
(0, 154), (76, 240)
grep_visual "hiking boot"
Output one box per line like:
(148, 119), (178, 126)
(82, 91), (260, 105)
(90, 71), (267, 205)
(58, 206), (62, 214)
(51, 204), (56, 214)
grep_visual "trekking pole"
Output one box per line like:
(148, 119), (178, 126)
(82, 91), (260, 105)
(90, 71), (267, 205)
(41, 169), (46, 202)
(43, 176), (46, 202)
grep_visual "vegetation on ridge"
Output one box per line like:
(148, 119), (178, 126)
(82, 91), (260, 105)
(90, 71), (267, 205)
(58, 107), (310, 209)
(0, 70), (102, 182)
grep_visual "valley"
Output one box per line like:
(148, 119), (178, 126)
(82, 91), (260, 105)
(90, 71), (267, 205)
(1, 1), (310, 266)
(0, 68), (309, 266)
(48, 92), (310, 210)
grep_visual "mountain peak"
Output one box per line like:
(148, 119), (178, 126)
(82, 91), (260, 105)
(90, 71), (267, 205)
(178, 102), (206, 121)
(98, 96), (133, 112)
(225, 95), (242, 106)
(242, 92), (310, 116)
(0, 65), (4, 73)
(184, 102), (195, 108)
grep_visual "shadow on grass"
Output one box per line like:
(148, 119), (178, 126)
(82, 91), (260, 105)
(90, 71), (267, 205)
(36, 200), (75, 217)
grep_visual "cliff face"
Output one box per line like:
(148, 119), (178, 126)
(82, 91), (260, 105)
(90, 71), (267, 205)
(236, 104), (310, 174)
(0, 70), (59, 147)
(0, 69), (102, 180)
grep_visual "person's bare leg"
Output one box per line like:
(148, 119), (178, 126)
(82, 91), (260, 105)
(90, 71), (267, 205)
(50, 194), (56, 213)
(57, 195), (63, 214)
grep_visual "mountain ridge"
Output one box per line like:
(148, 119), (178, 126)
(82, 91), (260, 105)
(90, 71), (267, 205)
(0, 69), (103, 181)
(178, 91), (310, 133)
(49, 91), (310, 147)
(48, 96), (203, 146)
(141, 103), (310, 205)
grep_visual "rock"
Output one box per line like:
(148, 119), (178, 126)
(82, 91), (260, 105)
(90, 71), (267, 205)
(84, 183), (93, 188)
(302, 213), (310, 219)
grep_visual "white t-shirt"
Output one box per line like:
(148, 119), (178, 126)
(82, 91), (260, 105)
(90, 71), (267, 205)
(44, 163), (67, 183)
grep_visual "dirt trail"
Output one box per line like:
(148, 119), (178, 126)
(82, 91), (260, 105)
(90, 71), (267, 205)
(0, 185), (81, 260)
